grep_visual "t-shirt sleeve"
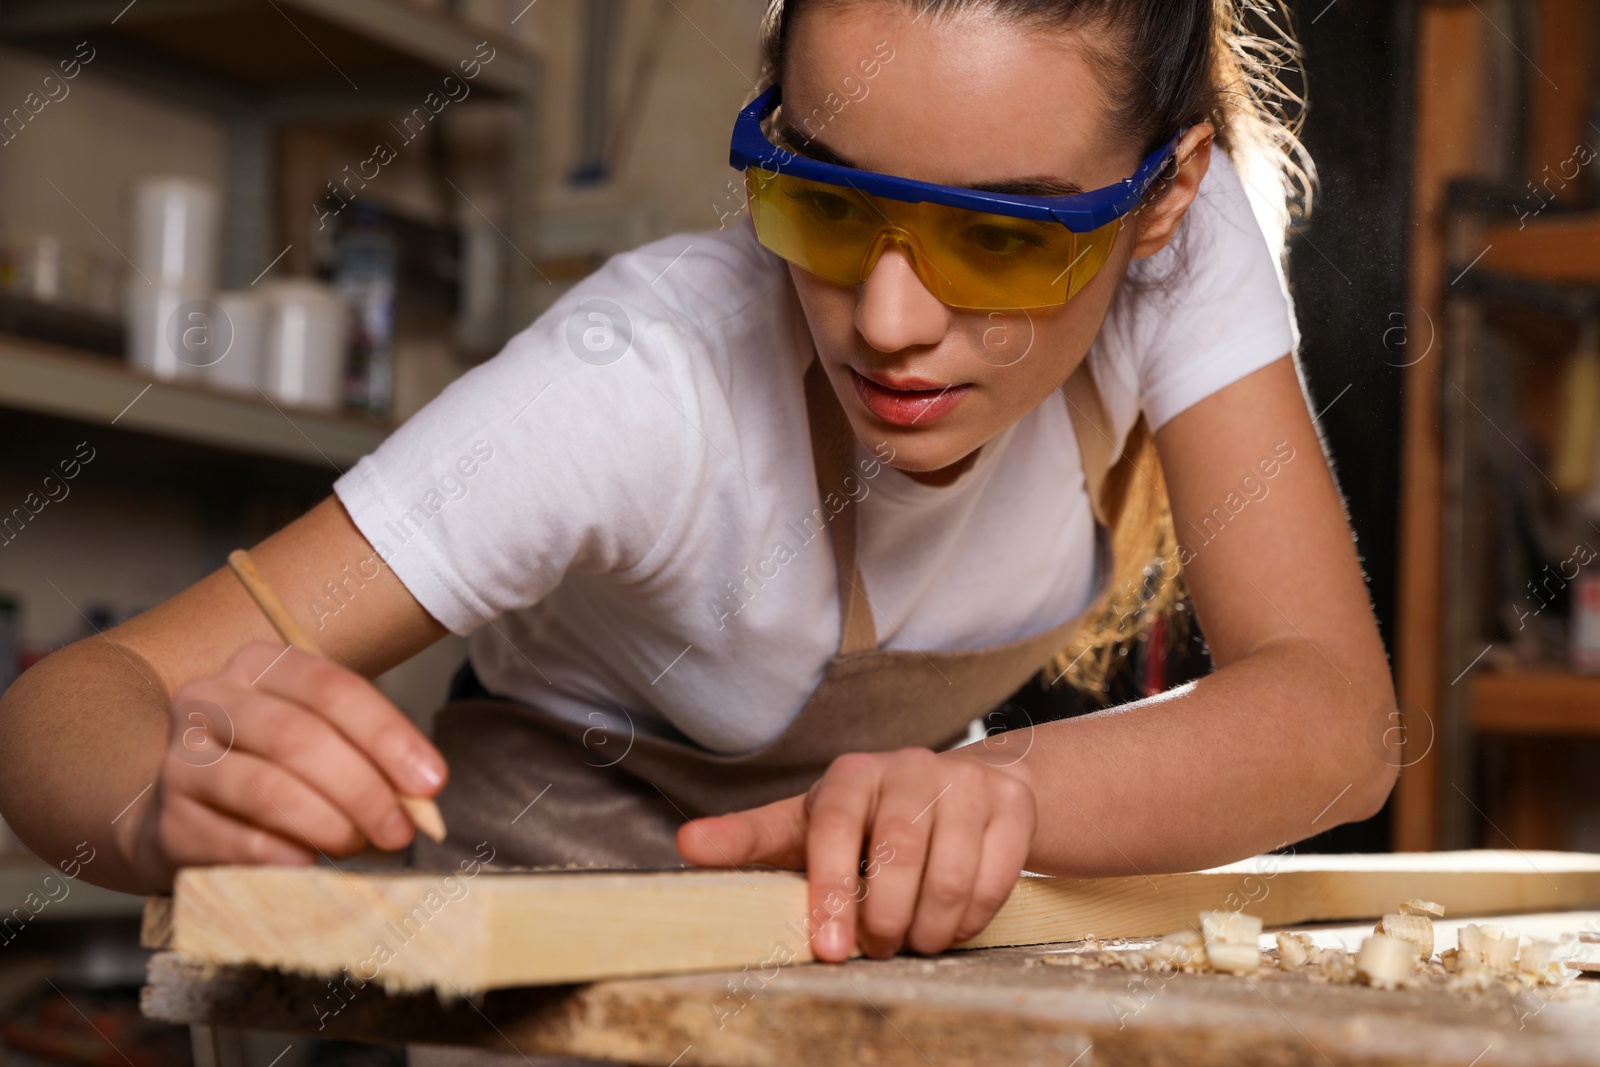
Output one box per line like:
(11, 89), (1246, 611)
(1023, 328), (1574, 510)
(1114, 149), (1300, 434)
(332, 281), (693, 636)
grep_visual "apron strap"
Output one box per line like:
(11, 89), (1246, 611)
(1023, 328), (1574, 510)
(801, 356), (1120, 658)
(803, 358), (879, 656)
(1062, 359), (1116, 528)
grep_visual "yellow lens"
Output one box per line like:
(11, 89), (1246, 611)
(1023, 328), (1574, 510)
(745, 167), (1122, 311)
(746, 169), (882, 286)
(912, 203), (1119, 309)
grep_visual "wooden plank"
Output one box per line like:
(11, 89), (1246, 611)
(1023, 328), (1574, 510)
(1571, 932), (1600, 972)
(1394, 4), (1495, 851)
(1480, 215), (1600, 286)
(163, 851), (1600, 994)
(1474, 669), (1600, 735)
(1527, 0), (1595, 205)
(143, 911), (1600, 1067)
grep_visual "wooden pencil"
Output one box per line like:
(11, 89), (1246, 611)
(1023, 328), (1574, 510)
(226, 548), (447, 843)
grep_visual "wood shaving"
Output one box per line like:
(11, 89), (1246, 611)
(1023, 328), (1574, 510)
(1448, 924), (1569, 992)
(1276, 931), (1313, 971)
(1399, 898), (1446, 918)
(1357, 934), (1420, 990)
(1375, 912), (1435, 959)
(1313, 946), (1357, 983)
(1025, 902), (1580, 998)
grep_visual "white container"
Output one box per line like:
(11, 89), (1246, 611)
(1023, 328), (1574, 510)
(125, 280), (211, 381)
(260, 280), (348, 412)
(130, 177), (220, 289)
(202, 289), (267, 395)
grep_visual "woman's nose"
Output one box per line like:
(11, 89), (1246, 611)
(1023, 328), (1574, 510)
(855, 242), (950, 353)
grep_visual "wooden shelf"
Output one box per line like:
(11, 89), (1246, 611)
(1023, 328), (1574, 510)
(0, 0), (539, 107)
(0, 335), (389, 470)
(0, 854), (143, 921)
(1480, 212), (1600, 287)
(1471, 669), (1600, 735)
(0, 0), (544, 332)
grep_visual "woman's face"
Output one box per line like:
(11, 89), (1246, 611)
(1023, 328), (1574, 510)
(778, 3), (1187, 484)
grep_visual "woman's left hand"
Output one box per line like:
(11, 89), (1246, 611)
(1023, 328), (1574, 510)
(676, 747), (1038, 962)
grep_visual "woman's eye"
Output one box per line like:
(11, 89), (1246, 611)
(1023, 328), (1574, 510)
(963, 224), (1047, 256)
(789, 190), (860, 222)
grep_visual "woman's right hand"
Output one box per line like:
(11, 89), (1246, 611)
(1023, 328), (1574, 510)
(128, 641), (447, 883)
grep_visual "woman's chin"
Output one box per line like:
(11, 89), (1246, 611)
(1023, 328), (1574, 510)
(879, 438), (984, 486)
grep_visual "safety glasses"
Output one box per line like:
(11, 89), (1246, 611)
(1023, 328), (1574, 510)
(729, 85), (1182, 311)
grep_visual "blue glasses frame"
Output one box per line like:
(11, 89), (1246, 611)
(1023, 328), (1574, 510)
(729, 84), (1183, 234)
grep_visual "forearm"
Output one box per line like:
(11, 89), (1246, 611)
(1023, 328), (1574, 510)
(956, 639), (1397, 877)
(0, 637), (170, 892)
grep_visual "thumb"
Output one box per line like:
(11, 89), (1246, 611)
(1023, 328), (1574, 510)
(676, 794), (808, 869)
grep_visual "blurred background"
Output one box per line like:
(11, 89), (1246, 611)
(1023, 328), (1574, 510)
(0, 0), (1595, 1063)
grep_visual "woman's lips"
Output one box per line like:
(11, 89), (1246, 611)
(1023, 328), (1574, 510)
(848, 367), (970, 427)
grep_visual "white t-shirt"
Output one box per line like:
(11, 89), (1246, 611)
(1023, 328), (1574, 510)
(332, 150), (1297, 754)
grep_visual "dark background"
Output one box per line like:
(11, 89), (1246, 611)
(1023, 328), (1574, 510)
(1285, 0), (1414, 851)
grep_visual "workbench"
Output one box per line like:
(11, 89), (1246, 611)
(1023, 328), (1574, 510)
(144, 910), (1600, 1067)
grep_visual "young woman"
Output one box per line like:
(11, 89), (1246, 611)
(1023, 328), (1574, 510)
(0, 0), (1396, 965)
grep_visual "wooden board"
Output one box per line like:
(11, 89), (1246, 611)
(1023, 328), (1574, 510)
(1526, 0), (1595, 206)
(1481, 215), (1600, 287)
(1393, 1), (1489, 854)
(1475, 670), (1600, 735)
(142, 911), (1600, 1067)
(154, 850), (1600, 994)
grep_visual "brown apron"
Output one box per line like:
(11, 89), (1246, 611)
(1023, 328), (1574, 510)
(413, 357), (1122, 872)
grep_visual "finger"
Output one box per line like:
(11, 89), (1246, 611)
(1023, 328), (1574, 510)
(156, 790), (318, 868)
(227, 643), (446, 796)
(677, 795), (808, 869)
(904, 787), (987, 955)
(167, 750), (365, 857)
(205, 690), (416, 852)
(804, 753), (883, 963)
(855, 751), (945, 958)
(954, 778), (1035, 943)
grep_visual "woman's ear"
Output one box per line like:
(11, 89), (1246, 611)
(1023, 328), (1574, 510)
(1129, 124), (1215, 260)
